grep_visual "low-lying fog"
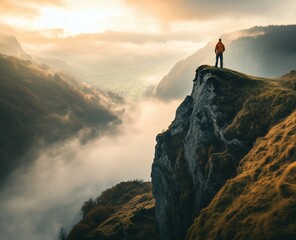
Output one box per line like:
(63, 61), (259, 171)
(0, 99), (180, 240)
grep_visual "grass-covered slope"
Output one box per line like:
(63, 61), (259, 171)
(66, 180), (158, 240)
(152, 65), (296, 239)
(0, 54), (123, 181)
(187, 110), (296, 240)
(217, 67), (296, 148)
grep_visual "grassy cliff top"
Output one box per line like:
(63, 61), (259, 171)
(197, 65), (296, 147)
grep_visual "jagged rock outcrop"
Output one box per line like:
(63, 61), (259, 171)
(152, 65), (296, 239)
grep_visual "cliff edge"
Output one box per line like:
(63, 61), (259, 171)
(152, 65), (296, 239)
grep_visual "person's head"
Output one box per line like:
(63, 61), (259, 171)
(219, 38), (222, 42)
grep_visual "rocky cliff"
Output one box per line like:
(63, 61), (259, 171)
(152, 65), (296, 239)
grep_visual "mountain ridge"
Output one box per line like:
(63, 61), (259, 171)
(153, 25), (296, 100)
(0, 34), (32, 60)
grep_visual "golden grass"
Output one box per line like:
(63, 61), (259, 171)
(95, 193), (156, 239)
(187, 111), (296, 240)
(66, 181), (158, 240)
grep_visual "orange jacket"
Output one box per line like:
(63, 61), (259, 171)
(215, 42), (225, 54)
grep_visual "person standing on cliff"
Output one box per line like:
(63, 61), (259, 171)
(215, 38), (225, 68)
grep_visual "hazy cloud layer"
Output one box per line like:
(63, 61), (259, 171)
(124, 0), (296, 21)
(0, 0), (63, 17)
(0, 26), (203, 99)
(68, 31), (208, 44)
(11, 30), (201, 96)
(0, 99), (180, 240)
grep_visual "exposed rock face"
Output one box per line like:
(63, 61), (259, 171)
(152, 65), (296, 240)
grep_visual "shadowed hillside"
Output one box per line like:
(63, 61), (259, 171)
(66, 180), (158, 240)
(0, 54), (124, 182)
(154, 25), (296, 100)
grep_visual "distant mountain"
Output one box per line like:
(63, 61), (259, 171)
(34, 55), (73, 73)
(0, 34), (32, 60)
(152, 66), (296, 239)
(0, 34), (146, 98)
(154, 25), (296, 100)
(0, 54), (124, 182)
(65, 180), (158, 240)
(0, 34), (81, 79)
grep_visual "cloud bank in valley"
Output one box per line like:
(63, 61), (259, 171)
(0, 34), (182, 240)
(0, 99), (180, 240)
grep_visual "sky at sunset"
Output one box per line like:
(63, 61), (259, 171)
(1, 0), (296, 35)
(1, 0), (296, 95)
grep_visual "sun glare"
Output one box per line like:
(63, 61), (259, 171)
(1, 1), (160, 37)
(3, 2), (131, 36)
(36, 7), (115, 35)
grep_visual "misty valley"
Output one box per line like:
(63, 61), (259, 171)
(0, 15), (296, 240)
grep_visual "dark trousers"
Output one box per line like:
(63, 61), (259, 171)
(215, 53), (223, 68)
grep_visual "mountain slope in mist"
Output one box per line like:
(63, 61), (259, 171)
(0, 33), (150, 98)
(154, 25), (296, 100)
(152, 66), (296, 239)
(0, 54), (123, 182)
(66, 180), (158, 240)
(0, 34), (80, 78)
(0, 34), (32, 60)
